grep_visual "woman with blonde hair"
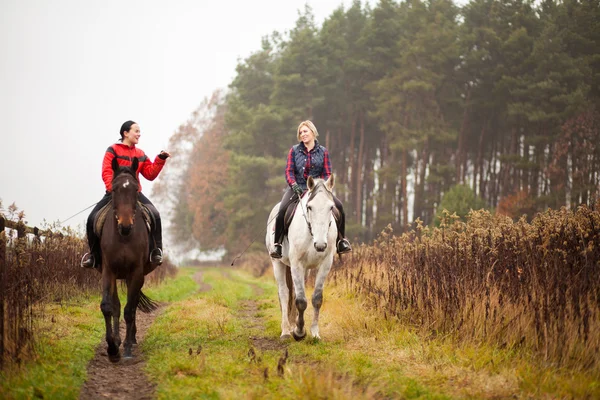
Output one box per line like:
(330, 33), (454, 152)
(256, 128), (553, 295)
(270, 120), (351, 259)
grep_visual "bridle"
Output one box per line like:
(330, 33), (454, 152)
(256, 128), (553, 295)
(298, 192), (313, 237)
(298, 189), (333, 239)
(112, 172), (139, 233)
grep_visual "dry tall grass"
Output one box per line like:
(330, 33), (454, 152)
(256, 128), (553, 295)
(331, 204), (600, 372)
(0, 220), (176, 369)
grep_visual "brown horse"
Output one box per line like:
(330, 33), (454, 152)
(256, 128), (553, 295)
(100, 157), (158, 362)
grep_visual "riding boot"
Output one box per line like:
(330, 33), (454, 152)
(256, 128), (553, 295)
(81, 233), (101, 268)
(270, 243), (283, 259)
(81, 253), (95, 268)
(83, 192), (111, 269)
(335, 209), (352, 254)
(336, 238), (352, 254)
(270, 219), (284, 259)
(149, 227), (163, 265)
(81, 247), (102, 268)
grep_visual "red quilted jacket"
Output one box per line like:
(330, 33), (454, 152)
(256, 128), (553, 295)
(101, 143), (165, 192)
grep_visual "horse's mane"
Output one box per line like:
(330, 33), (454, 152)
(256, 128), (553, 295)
(113, 166), (138, 182)
(307, 179), (333, 203)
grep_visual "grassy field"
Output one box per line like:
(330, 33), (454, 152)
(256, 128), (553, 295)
(0, 271), (197, 400)
(142, 267), (598, 399)
(1, 266), (598, 399)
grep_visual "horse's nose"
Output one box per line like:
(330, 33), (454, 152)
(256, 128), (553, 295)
(118, 223), (132, 236)
(314, 242), (328, 252)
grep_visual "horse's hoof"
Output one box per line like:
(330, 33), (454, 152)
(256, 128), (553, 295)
(292, 330), (306, 341)
(108, 352), (121, 363)
(280, 334), (292, 341)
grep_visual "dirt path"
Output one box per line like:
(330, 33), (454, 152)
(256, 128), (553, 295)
(78, 305), (162, 400)
(206, 269), (287, 355)
(78, 268), (283, 400)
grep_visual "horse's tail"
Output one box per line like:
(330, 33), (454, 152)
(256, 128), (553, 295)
(138, 290), (159, 313)
(285, 265), (297, 325)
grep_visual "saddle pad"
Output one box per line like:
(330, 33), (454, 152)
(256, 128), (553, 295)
(94, 200), (153, 236)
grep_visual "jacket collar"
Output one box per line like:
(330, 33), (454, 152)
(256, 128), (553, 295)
(298, 139), (320, 154)
(115, 141), (137, 150)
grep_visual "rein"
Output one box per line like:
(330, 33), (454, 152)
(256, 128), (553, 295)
(298, 193), (313, 237)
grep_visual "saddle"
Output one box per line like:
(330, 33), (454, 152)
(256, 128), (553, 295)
(94, 200), (154, 236)
(278, 194), (342, 236)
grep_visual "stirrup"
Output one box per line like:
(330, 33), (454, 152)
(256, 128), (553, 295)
(150, 248), (163, 265)
(336, 239), (352, 254)
(80, 253), (96, 268)
(270, 243), (282, 259)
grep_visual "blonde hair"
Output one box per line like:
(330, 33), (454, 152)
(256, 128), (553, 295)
(297, 120), (319, 142)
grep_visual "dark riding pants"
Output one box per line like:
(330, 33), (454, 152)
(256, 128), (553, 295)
(139, 193), (163, 251)
(85, 192), (162, 263)
(273, 187), (346, 244)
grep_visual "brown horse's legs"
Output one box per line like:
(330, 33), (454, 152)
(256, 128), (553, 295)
(111, 288), (121, 349)
(101, 270), (120, 362)
(123, 271), (144, 358)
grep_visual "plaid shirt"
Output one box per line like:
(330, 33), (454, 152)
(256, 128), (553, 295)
(285, 140), (331, 190)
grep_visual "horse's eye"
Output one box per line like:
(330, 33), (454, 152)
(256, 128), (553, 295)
(307, 206), (312, 212)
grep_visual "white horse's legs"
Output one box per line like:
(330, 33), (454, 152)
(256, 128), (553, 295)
(291, 265), (308, 341)
(272, 260), (293, 339)
(310, 261), (333, 339)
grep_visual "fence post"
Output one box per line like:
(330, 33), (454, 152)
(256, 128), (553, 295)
(0, 215), (5, 369)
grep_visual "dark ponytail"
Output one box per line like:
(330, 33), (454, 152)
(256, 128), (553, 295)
(119, 120), (137, 141)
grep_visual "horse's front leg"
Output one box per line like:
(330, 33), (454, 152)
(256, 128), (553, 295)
(100, 270), (120, 362)
(273, 260), (293, 339)
(291, 265), (308, 341)
(123, 270), (144, 358)
(111, 287), (121, 349)
(311, 259), (333, 340)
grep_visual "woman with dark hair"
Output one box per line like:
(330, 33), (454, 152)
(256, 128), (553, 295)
(81, 120), (170, 268)
(270, 120), (351, 259)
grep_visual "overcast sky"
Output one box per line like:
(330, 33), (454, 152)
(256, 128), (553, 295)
(0, 0), (364, 233)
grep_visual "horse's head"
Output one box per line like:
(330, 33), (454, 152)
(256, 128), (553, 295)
(111, 157), (140, 237)
(306, 174), (336, 252)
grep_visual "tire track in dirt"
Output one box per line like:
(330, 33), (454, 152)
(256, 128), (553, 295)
(78, 305), (162, 400)
(206, 268), (286, 353)
(79, 268), (212, 400)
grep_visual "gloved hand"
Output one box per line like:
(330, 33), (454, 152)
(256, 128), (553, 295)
(158, 150), (171, 160)
(291, 183), (303, 196)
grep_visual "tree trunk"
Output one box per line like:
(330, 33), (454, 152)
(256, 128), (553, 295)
(365, 155), (374, 241)
(476, 122), (486, 199)
(456, 87), (471, 184)
(414, 136), (429, 223)
(401, 149), (408, 229)
(348, 113), (356, 207)
(355, 111), (365, 225)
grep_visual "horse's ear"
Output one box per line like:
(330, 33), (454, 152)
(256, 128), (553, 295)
(112, 157), (119, 173)
(131, 157), (139, 174)
(307, 176), (315, 191)
(326, 173), (335, 191)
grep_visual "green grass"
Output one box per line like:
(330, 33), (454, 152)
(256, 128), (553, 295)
(0, 268), (198, 400)
(0, 296), (104, 400)
(2, 266), (598, 399)
(144, 267), (200, 302)
(142, 267), (445, 400)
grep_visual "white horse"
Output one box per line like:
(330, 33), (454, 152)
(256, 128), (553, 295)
(266, 175), (338, 340)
